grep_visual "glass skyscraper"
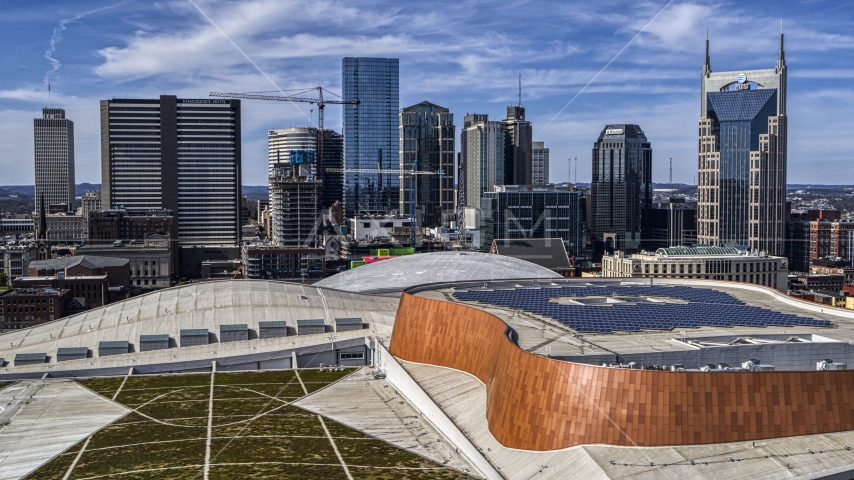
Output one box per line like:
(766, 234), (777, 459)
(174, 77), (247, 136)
(399, 101), (455, 227)
(697, 33), (787, 254)
(590, 124), (652, 254)
(342, 57), (399, 217)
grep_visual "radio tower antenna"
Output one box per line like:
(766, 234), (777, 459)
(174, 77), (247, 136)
(518, 73), (522, 107)
(669, 157), (673, 187)
(566, 157), (572, 183)
(574, 156), (578, 184)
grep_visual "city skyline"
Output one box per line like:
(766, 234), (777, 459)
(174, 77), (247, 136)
(0, 1), (852, 187)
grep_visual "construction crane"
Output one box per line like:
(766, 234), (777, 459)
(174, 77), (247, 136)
(209, 88), (358, 174)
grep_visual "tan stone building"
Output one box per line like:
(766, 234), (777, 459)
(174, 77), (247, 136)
(601, 246), (789, 291)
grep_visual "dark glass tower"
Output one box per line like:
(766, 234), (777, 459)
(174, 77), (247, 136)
(501, 106), (533, 186)
(399, 101), (455, 227)
(591, 124), (652, 254)
(342, 57), (400, 217)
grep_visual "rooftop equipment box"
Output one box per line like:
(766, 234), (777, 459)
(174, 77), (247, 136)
(297, 319), (325, 335)
(180, 329), (210, 347)
(140, 334), (170, 352)
(220, 324), (249, 343)
(818, 359), (847, 371)
(15, 352), (47, 366)
(334, 317), (364, 332)
(259, 321), (288, 339)
(99, 341), (130, 357)
(56, 347), (88, 361)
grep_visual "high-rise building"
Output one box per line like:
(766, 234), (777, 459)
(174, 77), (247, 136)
(787, 209), (840, 272)
(501, 106), (533, 185)
(320, 130), (345, 208)
(268, 127), (316, 176)
(590, 124), (652, 254)
(342, 57), (400, 217)
(459, 114), (504, 211)
(100, 96), (241, 246)
(532, 141), (549, 184)
(34, 108), (75, 213)
(267, 127), (344, 208)
(269, 165), (322, 247)
(399, 101), (455, 227)
(697, 32), (787, 254)
(808, 220), (854, 264)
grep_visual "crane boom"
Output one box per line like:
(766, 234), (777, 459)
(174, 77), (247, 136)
(209, 91), (358, 105)
(325, 168), (444, 176)
(211, 88), (358, 181)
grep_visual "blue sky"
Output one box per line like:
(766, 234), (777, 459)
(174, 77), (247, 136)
(1, 0), (853, 186)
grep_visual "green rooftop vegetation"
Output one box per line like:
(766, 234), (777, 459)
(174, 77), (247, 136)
(28, 369), (472, 480)
(0, 381), (17, 391)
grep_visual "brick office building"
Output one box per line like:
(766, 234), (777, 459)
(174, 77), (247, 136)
(0, 287), (70, 330)
(14, 274), (109, 310)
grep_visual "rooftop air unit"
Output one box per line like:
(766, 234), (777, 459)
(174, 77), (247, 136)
(817, 359), (847, 371)
(742, 359), (775, 371)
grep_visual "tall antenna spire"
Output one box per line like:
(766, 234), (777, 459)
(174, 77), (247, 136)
(703, 27), (711, 75)
(669, 158), (673, 186)
(778, 19), (786, 67)
(518, 73), (522, 107)
(48, 83), (51, 108)
(38, 193), (47, 240)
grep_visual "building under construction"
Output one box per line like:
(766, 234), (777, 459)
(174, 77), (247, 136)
(269, 164), (322, 247)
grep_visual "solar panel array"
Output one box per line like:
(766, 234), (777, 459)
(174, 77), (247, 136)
(453, 285), (832, 333)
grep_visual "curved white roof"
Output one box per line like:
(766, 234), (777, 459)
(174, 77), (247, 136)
(315, 251), (561, 293)
(0, 280), (399, 375)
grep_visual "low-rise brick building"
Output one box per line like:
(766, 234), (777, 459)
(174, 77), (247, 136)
(13, 274), (110, 310)
(75, 235), (171, 288)
(27, 255), (130, 288)
(0, 287), (70, 330)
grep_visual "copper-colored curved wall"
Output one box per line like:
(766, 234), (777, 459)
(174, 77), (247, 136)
(389, 292), (854, 450)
